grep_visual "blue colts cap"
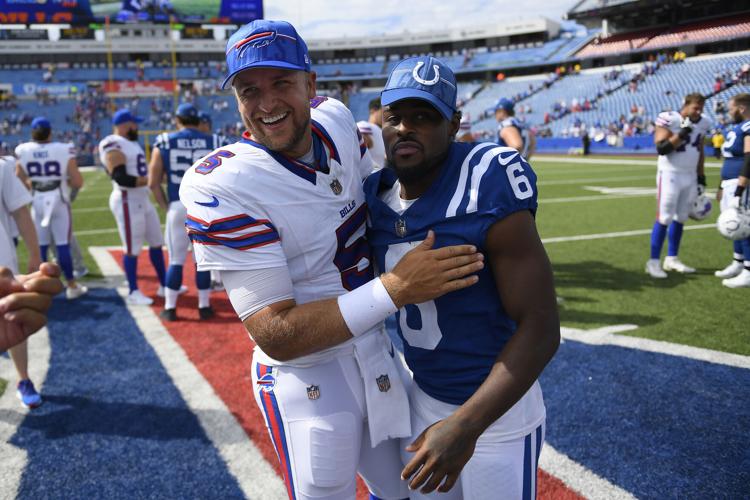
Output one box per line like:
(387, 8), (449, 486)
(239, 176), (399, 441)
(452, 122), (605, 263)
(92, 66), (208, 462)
(176, 102), (199, 119)
(495, 97), (515, 112)
(222, 19), (311, 90)
(381, 56), (458, 120)
(198, 111), (212, 124)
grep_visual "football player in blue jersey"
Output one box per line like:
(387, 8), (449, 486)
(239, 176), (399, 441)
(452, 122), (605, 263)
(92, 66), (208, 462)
(148, 103), (228, 320)
(495, 97), (536, 159)
(716, 93), (750, 287)
(365, 56), (559, 499)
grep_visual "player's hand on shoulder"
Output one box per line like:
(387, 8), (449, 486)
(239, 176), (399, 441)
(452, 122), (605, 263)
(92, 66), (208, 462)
(401, 416), (478, 494)
(678, 116), (693, 140)
(380, 230), (483, 308)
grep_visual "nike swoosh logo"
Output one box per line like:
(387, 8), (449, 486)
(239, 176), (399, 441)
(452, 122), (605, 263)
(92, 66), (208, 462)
(195, 196), (219, 207)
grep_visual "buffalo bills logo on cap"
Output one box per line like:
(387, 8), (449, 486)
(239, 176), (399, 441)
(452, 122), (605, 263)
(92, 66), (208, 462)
(231, 30), (279, 56)
(412, 61), (441, 86)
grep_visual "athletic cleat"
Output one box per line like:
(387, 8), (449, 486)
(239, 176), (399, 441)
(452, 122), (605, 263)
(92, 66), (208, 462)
(126, 290), (153, 306)
(17, 379), (42, 409)
(199, 306), (215, 320)
(65, 285), (88, 300)
(645, 259), (667, 279)
(211, 280), (224, 292)
(159, 308), (178, 321)
(73, 266), (89, 280)
(662, 256), (695, 274)
(722, 269), (750, 288)
(715, 261), (744, 278)
(157, 285), (188, 298)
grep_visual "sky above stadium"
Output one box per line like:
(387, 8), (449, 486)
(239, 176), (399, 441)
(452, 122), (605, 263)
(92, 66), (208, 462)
(265, 0), (573, 39)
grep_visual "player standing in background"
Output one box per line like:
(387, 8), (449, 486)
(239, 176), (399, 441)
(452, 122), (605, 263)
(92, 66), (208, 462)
(495, 98), (536, 159)
(646, 94), (710, 279)
(197, 111), (213, 134)
(457, 115), (473, 142)
(15, 117), (87, 300)
(149, 103), (222, 320)
(98, 109), (167, 305)
(716, 93), (750, 287)
(366, 55), (559, 499)
(0, 155), (45, 408)
(356, 97), (386, 169)
(180, 20), (483, 500)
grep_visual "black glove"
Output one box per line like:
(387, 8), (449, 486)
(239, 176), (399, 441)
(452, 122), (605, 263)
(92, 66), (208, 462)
(678, 116), (693, 140)
(697, 174), (706, 187)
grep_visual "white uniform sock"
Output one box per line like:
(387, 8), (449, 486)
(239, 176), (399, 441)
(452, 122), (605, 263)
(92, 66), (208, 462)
(165, 287), (179, 310)
(198, 289), (210, 309)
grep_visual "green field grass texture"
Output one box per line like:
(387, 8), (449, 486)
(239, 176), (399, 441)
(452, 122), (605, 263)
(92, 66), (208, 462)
(13, 157), (749, 357)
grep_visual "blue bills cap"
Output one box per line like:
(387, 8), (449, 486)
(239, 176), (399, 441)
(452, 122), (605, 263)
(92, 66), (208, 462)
(112, 109), (143, 125)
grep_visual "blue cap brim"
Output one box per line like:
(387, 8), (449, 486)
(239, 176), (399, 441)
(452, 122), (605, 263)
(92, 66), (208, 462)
(221, 61), (308, 90)
(381, 88), (455, 120)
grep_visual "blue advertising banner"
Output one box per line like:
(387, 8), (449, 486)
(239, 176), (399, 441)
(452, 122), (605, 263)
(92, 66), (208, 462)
(13, 82), (87, 96)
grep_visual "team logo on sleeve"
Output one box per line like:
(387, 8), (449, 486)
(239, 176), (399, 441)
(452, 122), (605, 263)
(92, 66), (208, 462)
(376, 374), (391, 393)
(306, 385), (320, 400)
(256, 372), (276, 393)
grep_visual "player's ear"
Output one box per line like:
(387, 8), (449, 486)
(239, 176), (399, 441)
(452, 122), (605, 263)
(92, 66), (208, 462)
(448, 112), (461, 139)
(305, 71), (317, 99)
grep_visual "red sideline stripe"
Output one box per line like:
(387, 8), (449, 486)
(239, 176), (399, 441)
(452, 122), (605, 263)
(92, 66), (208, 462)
(111, 249), (584, 500)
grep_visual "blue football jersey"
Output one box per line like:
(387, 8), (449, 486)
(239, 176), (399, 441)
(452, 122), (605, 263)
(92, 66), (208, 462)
(364, 141), (538, 405)
(154, 128), (227, 202)
(497, 117), (530, 157)
(721, 119), (750, 180)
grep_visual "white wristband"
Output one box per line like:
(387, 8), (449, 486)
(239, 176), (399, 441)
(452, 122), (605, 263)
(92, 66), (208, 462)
(337, 277), (398, 337)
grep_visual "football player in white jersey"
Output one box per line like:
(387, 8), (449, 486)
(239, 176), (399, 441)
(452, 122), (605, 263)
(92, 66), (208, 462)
(647, 94), (711, 278)
(366, 55), (559, 499)
(179, 20), (483, 500)
(98, 109), (167, 305)
(15, 117), (87, 300)
(1, 154), (46, 408)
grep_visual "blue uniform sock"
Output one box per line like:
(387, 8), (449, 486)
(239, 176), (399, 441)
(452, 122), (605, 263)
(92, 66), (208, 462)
(667, 221), (684, 257)
(56, 244), (74, 281)
(123, 254), (138, 293)
(148, 247), (166, 287)
(742, 238), (750, 266)
(196, 269), (211, 290)
(650, 221), (668, 259)
(40, 244), (49, 262)
(166, 264), (183, 291)
(734, 240), (744, 260)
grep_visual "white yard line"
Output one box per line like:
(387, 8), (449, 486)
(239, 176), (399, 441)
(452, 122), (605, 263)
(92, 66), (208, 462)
(538, 174), (654, 186)
(534, 156), (722, 169)
(560, 325), (750, 369)
(540, 445), (637, 500)
(0, 328), (51, 497)
(89, 247), (286, 500)
(540, 194), (653, 203)
(542, 223), (715, 243)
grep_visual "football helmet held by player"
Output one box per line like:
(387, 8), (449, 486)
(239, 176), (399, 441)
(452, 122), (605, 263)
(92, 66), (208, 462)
(689, 194), (713, 220)
(717, 207), (750, 240)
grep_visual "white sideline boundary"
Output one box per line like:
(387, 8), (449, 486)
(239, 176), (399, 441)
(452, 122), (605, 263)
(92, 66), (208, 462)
(0, 327), (51, 498)
(542, 223), (715, 243)
(89, 247), (286, 499)
(560, 325), (750, 369)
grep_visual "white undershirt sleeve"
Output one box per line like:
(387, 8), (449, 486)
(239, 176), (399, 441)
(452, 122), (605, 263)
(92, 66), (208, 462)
(221, 267), (295, 321)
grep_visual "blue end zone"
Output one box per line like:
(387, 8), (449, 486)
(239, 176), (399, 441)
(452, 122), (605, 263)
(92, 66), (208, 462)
(540, 339), (750, 498)
(6, 288), (244, 498)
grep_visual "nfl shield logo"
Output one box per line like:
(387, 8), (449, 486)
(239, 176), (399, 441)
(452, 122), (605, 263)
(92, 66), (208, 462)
(395, 219), (407, 238)
(330, 178), (343, 195)
(307, 385), (320, 400)
(376, 374), (391, 393)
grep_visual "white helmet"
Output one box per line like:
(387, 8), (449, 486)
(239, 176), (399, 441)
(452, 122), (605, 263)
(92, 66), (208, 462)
(717, 208), (750, 240)
(689, 194), (713, 220)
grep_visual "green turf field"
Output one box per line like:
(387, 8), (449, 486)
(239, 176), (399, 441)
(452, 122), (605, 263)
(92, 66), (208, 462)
(13, 155), (749, 358)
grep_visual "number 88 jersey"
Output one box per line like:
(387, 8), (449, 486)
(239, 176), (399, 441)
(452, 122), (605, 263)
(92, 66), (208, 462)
(15, 141), (74, 187)
(364, 142), (538, 406)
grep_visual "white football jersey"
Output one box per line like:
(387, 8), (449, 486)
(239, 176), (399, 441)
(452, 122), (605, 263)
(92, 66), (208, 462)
(655, 111), (711, 172)
(98, 134), (148, 194)
(180, 97), (374, 362)
(15, 141), (75, 200)
(0, 156), (33, 273)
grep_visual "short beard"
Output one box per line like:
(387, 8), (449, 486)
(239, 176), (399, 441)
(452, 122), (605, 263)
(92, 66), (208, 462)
(242, 112), (310, 155)
(386, 156), (443, 185)
(126, 129), (138, 141)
